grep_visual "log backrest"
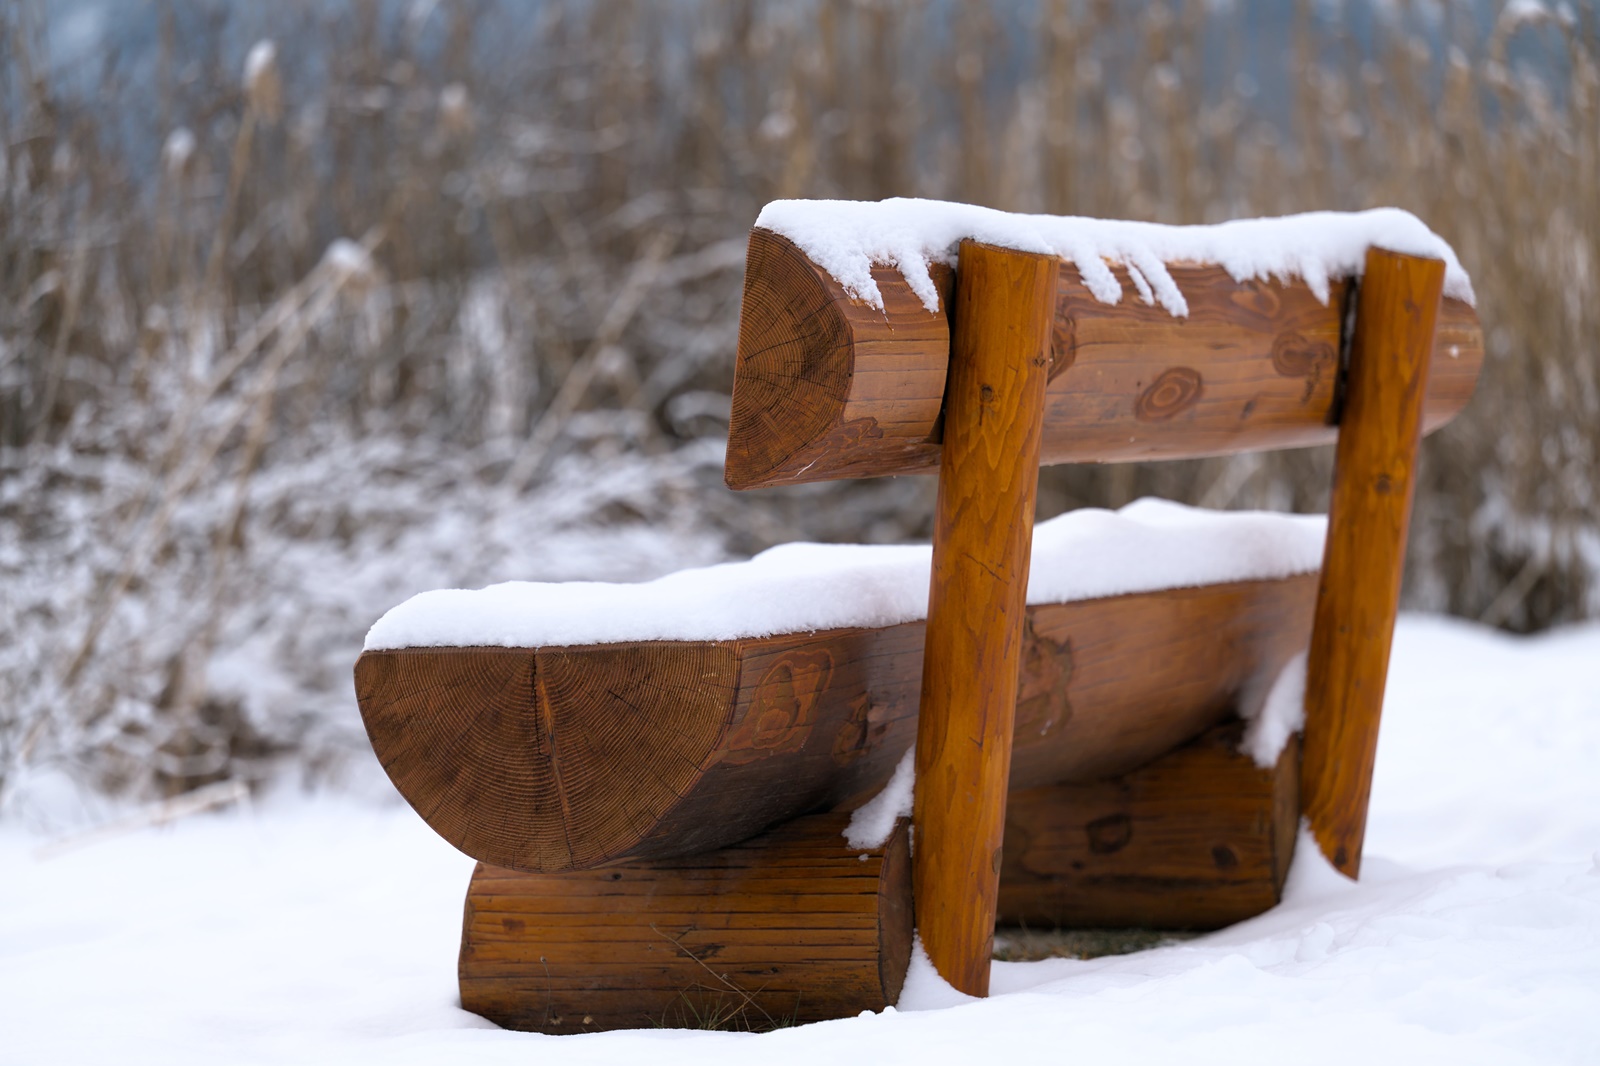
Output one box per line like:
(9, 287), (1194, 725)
(725, 226), (1483, 491)
(724, 203), (1484, 993)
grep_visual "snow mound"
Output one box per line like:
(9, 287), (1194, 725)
(755, 197), (1474, 316)
(1241, 651), (1309, 767)
(844, 749), (915, 851)
(898, 935), (980, 1011)
(364, 498), (1327, 650)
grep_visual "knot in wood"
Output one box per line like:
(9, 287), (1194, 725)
(1135, 367), (1204, 421)
(1271, 330), (1335, 379)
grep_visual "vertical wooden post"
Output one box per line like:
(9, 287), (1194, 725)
(1301, 247), (1445, 878)
(913, 239), (1057, 996)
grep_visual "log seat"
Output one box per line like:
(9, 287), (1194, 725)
(357, 501), (1322, 874)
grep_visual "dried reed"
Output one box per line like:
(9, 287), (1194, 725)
(1, 0), (1592, 806)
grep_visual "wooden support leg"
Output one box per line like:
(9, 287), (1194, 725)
(1301, 247), (1445, 878)
(913, 239), (1057, 996)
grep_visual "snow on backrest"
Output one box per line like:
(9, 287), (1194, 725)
(754, 198), (1473, 317)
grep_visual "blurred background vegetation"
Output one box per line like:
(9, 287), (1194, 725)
(2, 0), (1594, 814)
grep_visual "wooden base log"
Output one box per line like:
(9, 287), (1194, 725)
(357, 573), (1318, 873)
(458, 813), (912, 1034)
(458, 724), (1298, 1036)
(998, 721), (1300, 930)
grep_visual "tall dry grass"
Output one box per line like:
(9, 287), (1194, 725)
(1, 0), (1594, 809)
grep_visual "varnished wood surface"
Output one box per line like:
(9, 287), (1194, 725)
(912, 240), (1056, 997)
(459, 813), (912, 1033)
(998, 720), (1299, 929)
(1301, 249), (1443, 878)
(356, 574), (1317, 873)
(725, 228), (1484, 489)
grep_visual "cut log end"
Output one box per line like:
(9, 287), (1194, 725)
(726, 229), (854, 491)
(355, 642), (738, 872)
(726, 229), (952, 490)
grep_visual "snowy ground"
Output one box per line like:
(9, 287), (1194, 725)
(3, 614), (1598, 1065)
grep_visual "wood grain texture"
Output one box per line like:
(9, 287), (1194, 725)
(911, 239), (1056, 996)
(354, 642), (735, 871)
(458, 813), (911, 1033)
(998, 720), (1300, 929)
(724, 228), (1483, 489)
(356, 574), (1316, 873)
(1301, 249), (1444, 878)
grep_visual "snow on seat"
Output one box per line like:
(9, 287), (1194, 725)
(364, 498), (1324, 651)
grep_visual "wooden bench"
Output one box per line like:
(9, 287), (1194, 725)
(355, 202), (1482, 1032)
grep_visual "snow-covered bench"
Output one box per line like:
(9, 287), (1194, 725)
(355, 200), (1481, 1032)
